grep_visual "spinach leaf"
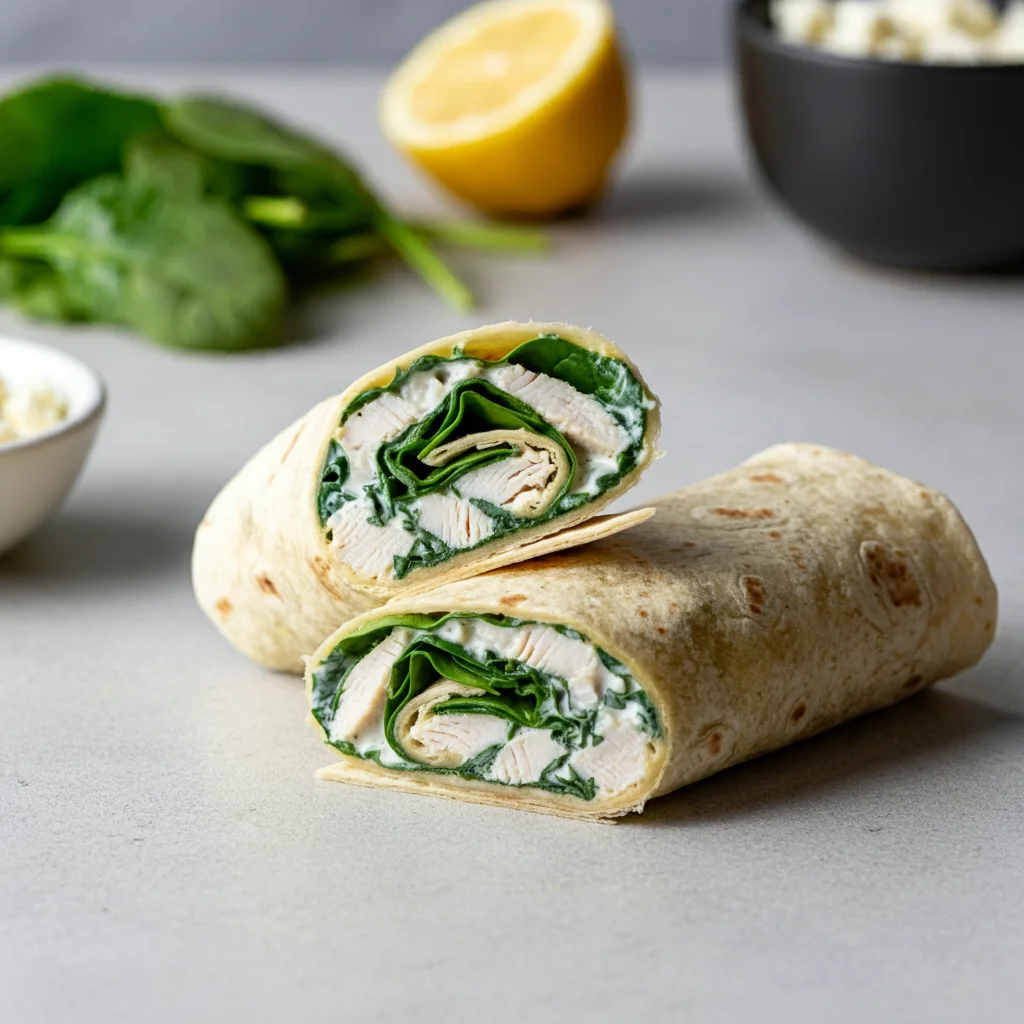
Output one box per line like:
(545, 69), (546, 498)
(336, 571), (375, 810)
(163, 94), (474, 311)
(0, 177), (287, 351)
(507, 332), (644, 410)
(0, 258), (83, 322)
(123, 130), (243, 201)
(0, 181), (66, 227)
(163, 95), (339, 172)
(374, 381), (575, 509)
(0, 78), (161, 208)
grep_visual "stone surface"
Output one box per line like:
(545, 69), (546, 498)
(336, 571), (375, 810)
(1, 73), (1022, 1024)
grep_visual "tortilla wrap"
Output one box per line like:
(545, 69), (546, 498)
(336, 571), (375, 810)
(193, 321), (660, 671)
(308, 443), (997, 821)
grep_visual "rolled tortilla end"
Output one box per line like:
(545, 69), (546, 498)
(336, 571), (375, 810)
(192, 321), (661, 671)
(308, 443), (997, 820)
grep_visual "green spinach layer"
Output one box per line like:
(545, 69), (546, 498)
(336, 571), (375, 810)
(310, 613), (661, 801)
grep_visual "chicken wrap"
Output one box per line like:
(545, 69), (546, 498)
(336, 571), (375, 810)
(193, 322), (660, 671)
(308, 443), (996, 820)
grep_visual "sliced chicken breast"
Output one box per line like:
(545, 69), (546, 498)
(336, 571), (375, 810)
(491, 729), (567, 786)
(570, 712), (652, 797)
(330, 628), (414, 749)
(436, 618), (620, 708)
(487, 363), (630, 458)
(417, 493), (495, 549)
(328, 500), (415, 578)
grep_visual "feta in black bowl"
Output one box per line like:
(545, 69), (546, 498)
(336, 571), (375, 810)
(734, 0), (1024, 269)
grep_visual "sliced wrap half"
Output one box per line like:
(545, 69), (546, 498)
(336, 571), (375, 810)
(307, 443), (997, 821)
(193, 322), (661, 671)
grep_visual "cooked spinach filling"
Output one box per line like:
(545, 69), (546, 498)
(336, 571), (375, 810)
(310, 613), (662, 801)
(316, 334), (651, 579)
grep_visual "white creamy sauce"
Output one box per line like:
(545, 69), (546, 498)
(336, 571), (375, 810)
(324, 617), (657, 799)
(329, 356), (635, 578)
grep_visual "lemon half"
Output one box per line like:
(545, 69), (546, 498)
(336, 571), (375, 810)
(380, 0), (629, 217)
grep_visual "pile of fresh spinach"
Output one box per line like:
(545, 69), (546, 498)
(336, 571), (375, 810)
(0, 77), (542, 351)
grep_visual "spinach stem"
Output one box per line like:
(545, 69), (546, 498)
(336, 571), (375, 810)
(414, 219), (548, 253)
(242, 195), (308, 228)
(376, 215), (474, 312)
(328, 233), (387, 263)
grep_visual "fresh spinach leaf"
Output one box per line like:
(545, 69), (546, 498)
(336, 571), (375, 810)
(123, 130), (243, 200)
(163, 95), (339, 172)
(0, 177), (287, 351)
(0, 77), (161, 204)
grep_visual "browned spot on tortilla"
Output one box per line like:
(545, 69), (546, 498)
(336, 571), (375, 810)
(919, 490), (930, 500)
(255, 573), (281, 598)
(266, 471), (276, 486)
(985, 621), (993, 632)
(200, 517), (212, 528)
(499, 594), (527, 608)
(974, 596), (984, 606)
(863, 542), (922, 608)
(656, 627), (667, 635)
(281, 423), (305, 465)
(638, 609), (649, 618)
(790, 702), (807, 723)
(707, 731), (723, 756)
(789, 545), (808, 571)
(902, 674), (923, 691)
(215, 598), (233, 620)
(742, 575), (766, 616)
(639, 591), (649, 598)
(768, 530), (781, 540)
(309, 556), (344, 599)
(749, 472), (783, 483)
(669, 542), (697, 553)
(669, 601), (679, 609)
(711, 507), (774, 520)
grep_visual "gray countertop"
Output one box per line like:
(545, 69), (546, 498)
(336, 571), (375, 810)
(2, 72), (1022, 1024)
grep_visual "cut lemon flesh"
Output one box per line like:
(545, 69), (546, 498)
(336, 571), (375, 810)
(381, 0), (629, 216)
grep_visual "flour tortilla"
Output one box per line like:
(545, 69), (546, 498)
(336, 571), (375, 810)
(192, 321), (661, 671)
(312, 443), (997, 820)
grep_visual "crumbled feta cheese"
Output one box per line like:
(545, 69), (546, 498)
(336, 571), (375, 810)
(820, 2), (897, 56)
(774, 0), (1015, 63)
(919, 25), (985, 61)
(771, 0), (835, 43)
(950, 0), (998, 38)
(0, 376), (69, 444)
(990, 1), (1024, 60)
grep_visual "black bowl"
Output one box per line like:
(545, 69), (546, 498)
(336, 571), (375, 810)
(734, 0), (1024, 270)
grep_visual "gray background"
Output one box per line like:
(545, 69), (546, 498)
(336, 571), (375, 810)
(0, 0), (731, 65)
(3, 70), (1023, 1024)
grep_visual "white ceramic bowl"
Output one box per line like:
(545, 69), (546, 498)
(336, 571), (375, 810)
(0, 336), (106, 557)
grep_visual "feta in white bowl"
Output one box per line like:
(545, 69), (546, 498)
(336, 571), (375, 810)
(0, 336), (105, 557)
